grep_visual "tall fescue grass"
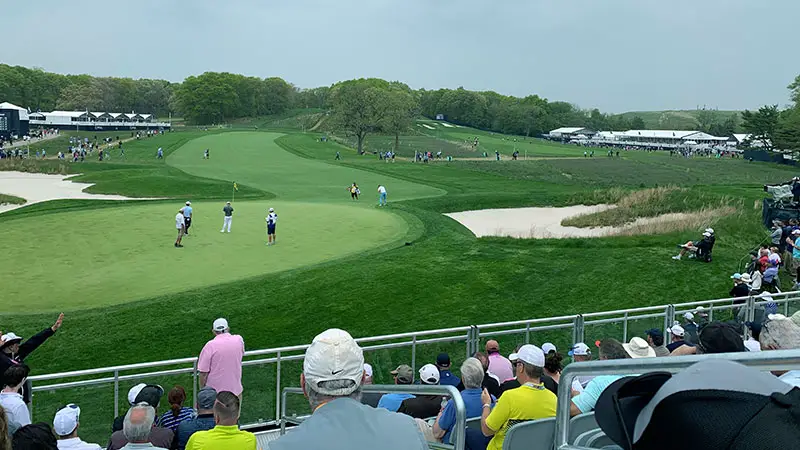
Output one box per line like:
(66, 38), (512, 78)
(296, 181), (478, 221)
(610, 206), (739, 236)
(0, 158), (71, 174)
(0, 194), (26, 205)
(563, 186), (740, 228)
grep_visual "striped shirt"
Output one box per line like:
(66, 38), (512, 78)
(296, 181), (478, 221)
(158, 407), (196, 432)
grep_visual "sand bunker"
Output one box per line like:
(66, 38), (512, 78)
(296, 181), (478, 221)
(440, 122), (455, 128)
(445, 205), (703, 238)
(421, 124), (436, 130)
(0, 171), (162, 215)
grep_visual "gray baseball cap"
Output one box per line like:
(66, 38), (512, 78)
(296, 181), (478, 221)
(197, 386), (217, 410)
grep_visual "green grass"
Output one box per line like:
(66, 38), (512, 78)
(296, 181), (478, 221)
(0, 193), (25, 205)
(0, 124), (791, 444)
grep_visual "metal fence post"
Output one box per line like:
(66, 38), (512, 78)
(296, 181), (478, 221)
(411, 334), (417, 371)
(572, 315), (584, 346)
(192, 360), (198, 410)
(275, 351), (282, 422)
(664, 305), (675, 332)
(114, 370), (119, 418)
(622, 312), (629, 342)
(27, 380), (33, 420)
(525, 322), (531, 344)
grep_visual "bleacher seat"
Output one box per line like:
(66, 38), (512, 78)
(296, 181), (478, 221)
(568, 412), (598, 444)
(501, 417), (555, 450)
(584, 430), (618, 449)
(466, 417), (482, 429)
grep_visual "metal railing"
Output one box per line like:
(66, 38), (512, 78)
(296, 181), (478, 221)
(554, 348), (800, 450)
(281, 384), (466, 450)
(27, 291), (800, 426)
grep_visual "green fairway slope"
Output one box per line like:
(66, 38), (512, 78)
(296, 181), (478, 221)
(0, 199), (408, 313)
(167, 131), (444, 201)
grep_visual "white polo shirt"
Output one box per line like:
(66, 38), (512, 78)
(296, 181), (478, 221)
(176, 213), (185, 229)
(378, 186), (387, 194)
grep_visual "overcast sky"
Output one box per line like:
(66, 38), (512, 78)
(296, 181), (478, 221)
(3, 1), (798, 112)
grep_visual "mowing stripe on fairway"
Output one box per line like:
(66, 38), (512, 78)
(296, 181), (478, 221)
(1, 200), (408, 313)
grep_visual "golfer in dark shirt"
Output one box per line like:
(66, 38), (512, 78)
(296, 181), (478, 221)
(221, 202), (233, 233)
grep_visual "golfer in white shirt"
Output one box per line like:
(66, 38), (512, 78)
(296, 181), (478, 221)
(378, 185), (387, 206)
(175, 210), (185, 248)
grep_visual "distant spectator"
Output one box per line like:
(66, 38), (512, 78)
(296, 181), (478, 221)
(682, 312), (700, 345)
(541, 343), (557, 355)
(570, 339), (630, 417)
(185, 391), (255, 450)
(433, 358), (493, 445)
(157, 386), (195, 433)
(0, 313), (64, 403)
(500, 346), (558, 396)
(758, 314), (800, 387)
(622, 337), (656, 358)
(744, 321), (763, 352)
(270, 328), (427, 450)
(666, 324), (687, 353)
(694, 306), (710, 324)
(359, 364), (382, 408)
(771, 221), (783, 246)
(198, 318), (244, 398)
(398, 365), (442, 419)
(763, 260), (781, 290)
(729, 273), (750, 300)
(377, 365), (415, 412)
(645, 329), (670, 357)
(481, 345), (556, 450)
(485, 340), (513, 382)
(11, 423), (58, 450)
(53, 404), (101, 450)
(108, 388), (173, 450)
(176, 387), (216, 450)
(670, 321), (747, 356)
(0, 365), (30, 436)
(543, 351), (564, 384)
(435, 353), (460, 387)
(458, 352), (501, 399)
(566, 343), (595, 391)
(671, 231), (713, 261)
(118, 404), (168, 450)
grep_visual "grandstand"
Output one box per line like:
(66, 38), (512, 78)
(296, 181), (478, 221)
(27, 110), (170, 131)
(26, 291), (800, 450)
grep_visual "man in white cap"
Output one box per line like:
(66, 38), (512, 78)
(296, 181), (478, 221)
(567, 343), (595, 390)
(0, 313), (64, 403)
(398, 364), (442, 419)
(181, 201), (193, 235)
(666, 323), (687, 353)
(360, 363), (381, 408)
(266, 207), (278, 245)
(480, 344), (556, 450)
(197, 319), (244, 398)
(270, 328), (427, 450)
(220, 202), (233, 233)
(54, 403), (102, 449)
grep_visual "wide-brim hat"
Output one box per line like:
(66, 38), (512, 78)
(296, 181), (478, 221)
(0, 332), (22, 350)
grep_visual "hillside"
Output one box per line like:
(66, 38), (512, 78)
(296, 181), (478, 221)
(618, 109), (742, 131)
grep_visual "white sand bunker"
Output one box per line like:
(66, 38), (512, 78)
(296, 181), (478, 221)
(0, 171), (162, 215)
(421, 124), (436, 130)
(445, 205), (707, 239)
(440, 122), (455, 128)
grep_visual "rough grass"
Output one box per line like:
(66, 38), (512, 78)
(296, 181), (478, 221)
(611, 206), (740, 236)
(562, 186), (740, 228)
(0, 194), (25, 205)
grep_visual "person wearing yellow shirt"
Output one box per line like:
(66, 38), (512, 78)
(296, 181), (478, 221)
(480, 344), (557, 450)
(185, 391), (255, 450)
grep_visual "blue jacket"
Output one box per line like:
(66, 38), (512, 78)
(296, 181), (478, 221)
(176, 414), (215, 450)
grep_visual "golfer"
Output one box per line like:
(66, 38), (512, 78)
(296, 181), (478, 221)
(266, 207), (278, 246)
(221, 202), (234, 233)
(377, 185), (387, 206)
(181, 201), (193, 235)
(175, 210), (185, 248)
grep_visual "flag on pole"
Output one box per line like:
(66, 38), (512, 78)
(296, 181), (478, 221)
(233, 182), (239, 191)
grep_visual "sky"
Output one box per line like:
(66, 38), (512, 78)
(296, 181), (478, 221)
(3, 0), (799, 112)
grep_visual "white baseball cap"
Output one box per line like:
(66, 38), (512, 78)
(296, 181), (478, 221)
(418, 364), (440, 385)
(363, 363), (373, 378)
(683, 312), (695, 321)
(508, 344), (545, 367)
(670, 324), (685, 338)
(269, 208), (274, 212)
(541, 342), (557, 354)
(702, 232), (711, 237)
(705, 228), (714, 234)
(127, 383), (147, 405)
(0, 332), (21, 349)
(186, 201), (191, 205)
(53, 404), (81, 436)
(213, 318), (229, 332)
(569, 343), (591, 357)
(303, 328), (364, 396)
(623, 337), (657, 359)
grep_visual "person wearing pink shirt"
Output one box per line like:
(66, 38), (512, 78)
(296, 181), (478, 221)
(485, 340), (514, 382)
(197, 319), (245, 397)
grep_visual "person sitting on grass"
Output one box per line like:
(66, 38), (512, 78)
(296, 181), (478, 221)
(672, 231), (713, 261)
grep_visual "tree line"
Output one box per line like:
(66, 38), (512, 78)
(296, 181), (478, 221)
(739, 76), (800, 154)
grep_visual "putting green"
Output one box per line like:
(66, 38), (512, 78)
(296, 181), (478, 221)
(0, 200), (408, 313)
(167, 131), (444, 201)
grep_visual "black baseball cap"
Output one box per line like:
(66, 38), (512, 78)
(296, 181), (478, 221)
(697, 322), (745, 354)
(134, 385), (164, 408)
(644, 328), (663, 339)
(436, 353), (451, 366)
(596, 359), (800, 450)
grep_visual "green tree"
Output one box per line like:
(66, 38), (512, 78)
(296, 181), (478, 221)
(629, 116), (646, 130)
(741, 105), (780, 149)
(330, 79), (393, 154)
(380, 86), (418, 152)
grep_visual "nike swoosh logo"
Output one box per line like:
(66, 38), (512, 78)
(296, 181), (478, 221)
(331, 369), (344, 375)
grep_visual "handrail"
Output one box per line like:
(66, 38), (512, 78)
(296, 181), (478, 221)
(554, 349), (800, 450)
(280, 384), (467, 450)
